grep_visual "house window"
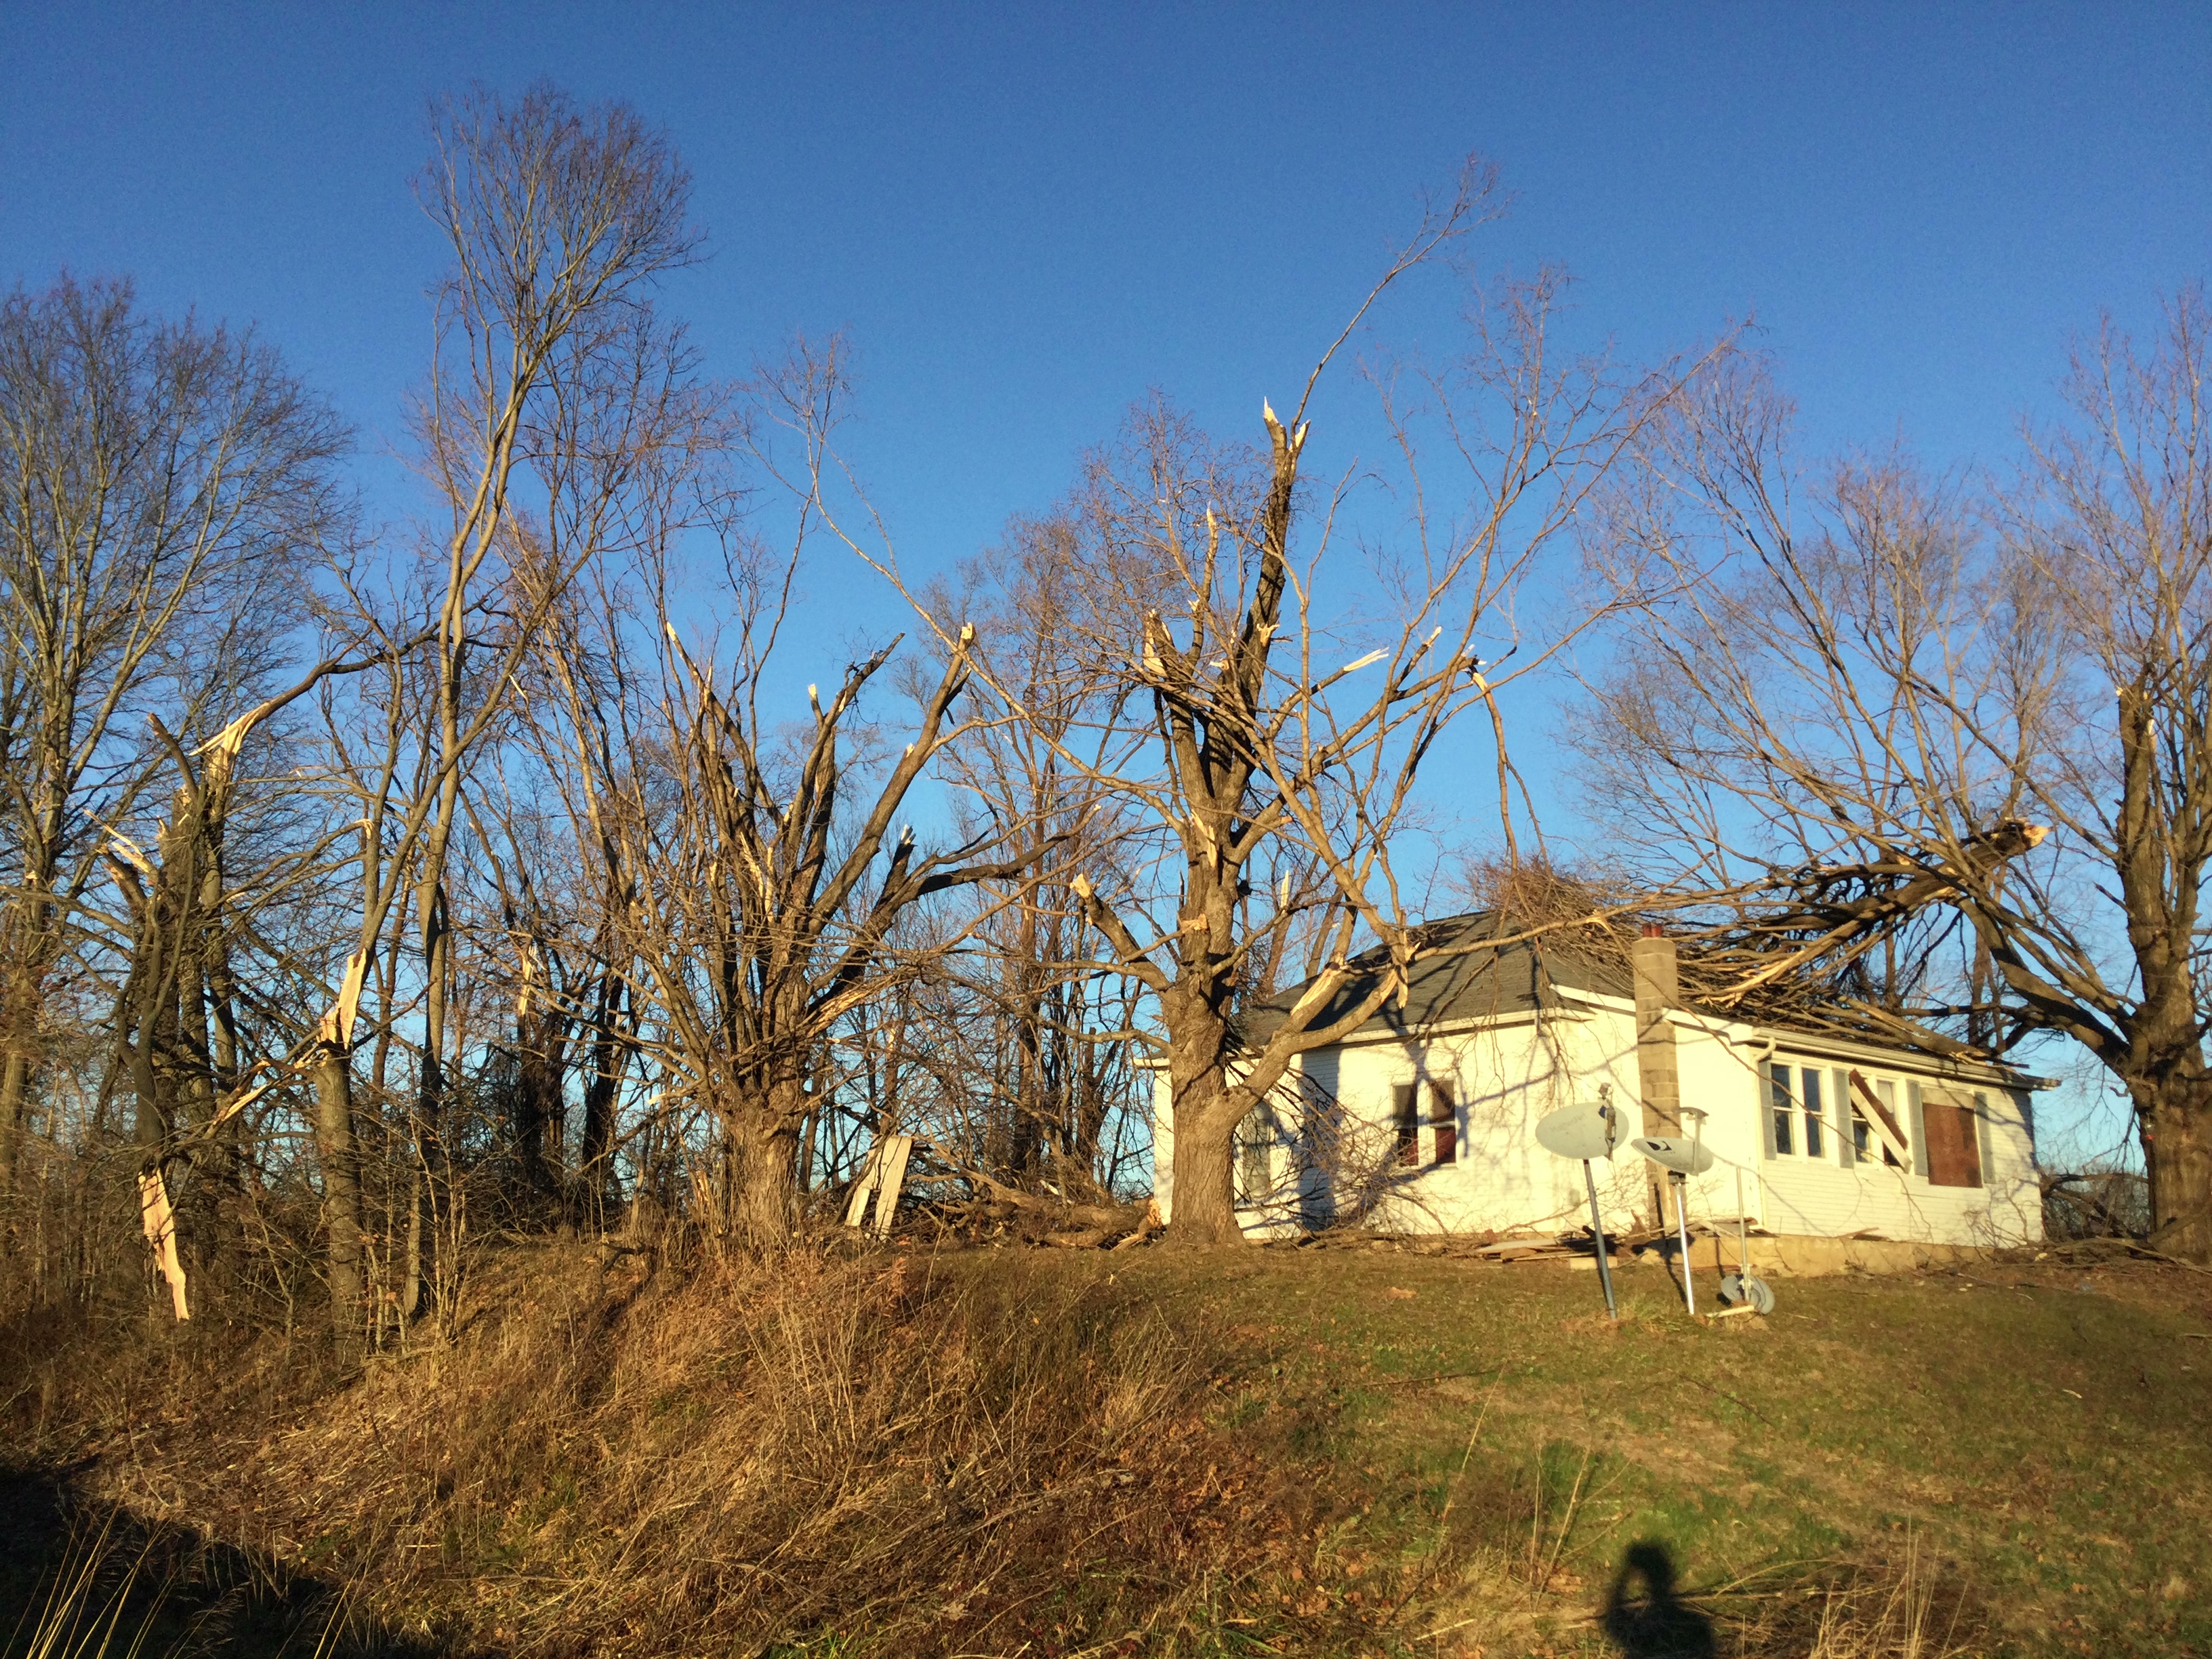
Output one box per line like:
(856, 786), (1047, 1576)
(1393, 1084), (1418, 1167)
(1237, 1103), (1275, 1200)
(1765, 1061), (1830, 1160)
(1429, 1082), (1457, 1166)
(1924, 1091), (1985, 1188)
(1847, 1071), (1908, 1168)
(1874, 1078), (1902, 1167)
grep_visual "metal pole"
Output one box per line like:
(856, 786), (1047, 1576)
(1673, 1174), (1697, 1316)
(1583, 1158), (1618, 1320)
(1735, 1166), (1750, 1286)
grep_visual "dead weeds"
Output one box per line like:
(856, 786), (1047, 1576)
(4, 1242), (1391, 1656)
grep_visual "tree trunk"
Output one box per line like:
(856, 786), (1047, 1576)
(731, 1098), (802, 1250)
(576, 967), (628, 1229)
(1166, 995), (1244, 1245)
(1161, 951), (1252, 1244)
(0, 865), (61, 1196)
(2142, 1078), (2212, 1263)
(1168, 1106), (1241, 1244)
(0, 1048), (30, 1195)
(514, 1008), (562, 1197)
(409, 876), (450, 1318)
(312, 1048), (367, 1339)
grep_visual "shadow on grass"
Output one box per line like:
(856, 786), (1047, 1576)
(1601, 1540), (1715, 1659)
(0, 1464), (439, 1659)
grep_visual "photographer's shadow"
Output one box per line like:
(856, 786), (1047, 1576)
(1601, 1541), (1715, 1659)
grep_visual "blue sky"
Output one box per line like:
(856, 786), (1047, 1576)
(9, 3), (2205, 582)
(7, 2), (2207, 1156)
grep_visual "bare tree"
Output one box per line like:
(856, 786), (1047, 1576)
(918, 511), (1145, 1194)
(270, 83), (704, 1335)
(0, 276), (346, 1195)
(803, 162), (1708, 1244)
(1060, 211), (1700, 1241)
(1578, 293), (2212, 1261)
(605, 579), (1038, 1247)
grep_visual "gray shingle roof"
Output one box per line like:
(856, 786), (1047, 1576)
(1245, 912), (1631, 1044)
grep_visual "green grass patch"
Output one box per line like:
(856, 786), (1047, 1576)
(987, 1244), (2212, 1657)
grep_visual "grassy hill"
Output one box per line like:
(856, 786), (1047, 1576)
(3, 1238), (2206, 1658)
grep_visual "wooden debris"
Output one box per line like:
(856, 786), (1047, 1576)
(1109, 1199), (1164, 1250)
(844, 1134), (917, 1238)
(138, 1169), (190, 1321)
(1473, 1230), (1620, 1265)
(870, 1135), (914, 1240)
(1044, 1228), (1109, 1249)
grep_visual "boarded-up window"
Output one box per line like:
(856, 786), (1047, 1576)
(1393, 1084), (1418, 1167)
(1847, 1071), (1909, 1168)
(1923, 1092), (1984, 1188)
(1874, 1078), (1903, 1167)
(1429, 1083), (1456, 1166)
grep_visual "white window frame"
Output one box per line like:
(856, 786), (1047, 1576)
(1764, 1059), (1832, 1162)
(1845, 1070), (1912, 1170)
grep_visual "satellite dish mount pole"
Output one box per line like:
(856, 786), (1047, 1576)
(1678, 1107), (1707, 1317)
(1671, 1173), (1696, 1317)
(1588, 1087), (1619, 1320)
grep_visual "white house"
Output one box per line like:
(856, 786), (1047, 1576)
(1153, 914), (2046, 1254)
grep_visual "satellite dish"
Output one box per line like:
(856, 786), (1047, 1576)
(1630, 1134), (1715, 1176)
(1717, 1271), (1776, 1315)
(1536, 1100), (1620, 1162)
(1536, 1098), (1625, 1322)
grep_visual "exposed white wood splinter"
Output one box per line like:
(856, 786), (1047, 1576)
(138, 1170), (190, 1321)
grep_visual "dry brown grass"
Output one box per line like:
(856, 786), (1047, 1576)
(14, 1240), (1369, 1656)
(13, 1240), (2196, 1656)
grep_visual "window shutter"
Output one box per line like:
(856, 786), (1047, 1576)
(1832, 1068), (1854, 1168)
(1759, 1061), (1779, 1160)
(1973, 1091), (1997, 1186)
(1907, 1081), (1929, 1179)
(1393, 1084), (1418, 1168)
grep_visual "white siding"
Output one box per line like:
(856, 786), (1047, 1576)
(1151, 1007), (2045, 1248)
(1746, 1052), (2042, 1247)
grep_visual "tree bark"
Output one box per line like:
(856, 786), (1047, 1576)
(732, 1087), (804, 1250)
(514, 1012), (562, 1195)
(577, 965), (630, 1228)
(1165, 992), (1242, 1246)
(0, 1049), (30, 1195)
(312, 1048), (367, 1340)
(2139, 1075), (2212, 1263)
(1168, 1099), (1241, 1246)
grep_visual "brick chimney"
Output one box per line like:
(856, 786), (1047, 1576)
(1632, 924), (1681, 1227)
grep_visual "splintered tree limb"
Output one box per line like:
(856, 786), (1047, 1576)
(1067, 874), (1170, 994)
(917, 1140), (1152, 1234)
(138, 1168), (190, 1321)
(318, 949), (371, 1050)
(1698, 820), (2052, 1010)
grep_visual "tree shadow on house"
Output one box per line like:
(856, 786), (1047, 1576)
(1601, 1541), (1715, 1659)
(0, 1462), (441, 1658)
